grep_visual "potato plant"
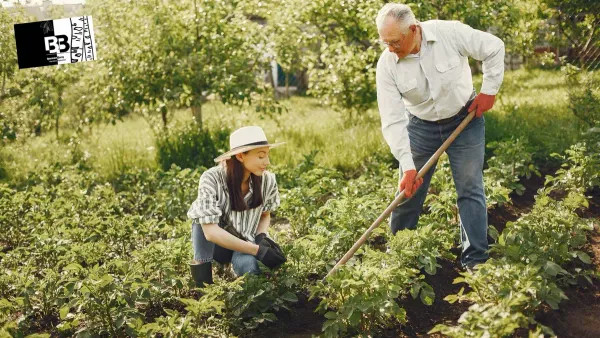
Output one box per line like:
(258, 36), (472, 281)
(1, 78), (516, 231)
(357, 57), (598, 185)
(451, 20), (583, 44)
(434, 140), (599, 337)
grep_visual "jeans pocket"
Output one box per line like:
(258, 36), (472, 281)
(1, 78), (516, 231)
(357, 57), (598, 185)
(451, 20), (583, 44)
(408, 113), (420, 125)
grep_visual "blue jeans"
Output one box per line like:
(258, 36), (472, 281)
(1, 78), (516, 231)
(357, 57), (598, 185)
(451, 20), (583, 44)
(389, 108), (488, 267)
(191, 222), (261, 276)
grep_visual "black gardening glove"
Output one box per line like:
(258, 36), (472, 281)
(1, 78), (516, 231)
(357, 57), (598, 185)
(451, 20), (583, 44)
(255, 240), (286, 270)
(255, 233), (267, 245)
(255, 233), (285, 258)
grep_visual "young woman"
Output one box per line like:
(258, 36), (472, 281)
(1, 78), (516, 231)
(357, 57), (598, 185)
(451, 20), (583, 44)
(187, 126), (286, 287)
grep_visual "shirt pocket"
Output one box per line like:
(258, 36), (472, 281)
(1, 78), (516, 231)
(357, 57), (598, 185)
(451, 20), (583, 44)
(397, 77), (417, 95)
(435, 55), (461, 86)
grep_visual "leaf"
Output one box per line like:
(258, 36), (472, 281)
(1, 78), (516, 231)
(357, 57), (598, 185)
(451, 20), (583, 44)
(115, 315), (125, 329)
(452, 277), (466, 284)
(546, 298), (559, 310)
(63, 263), (83, 272)
(262, 312), (277, 322)
(419, 283), (435, 306)
(410, 283), (421, 299)
(281, 291), (298, 303)
(575, 251), (592, 264)
(348, 310), (361, 326)
(324, 311), (338, 319)
(488, 225), (499, 242)
(97, 274), (114, 288)
(498, 233), (506, 246)
(444, 294), (458, 304)
(429, 324), (447, 334)
(322, 319), (336, 332)
(59, 305), (70, 320)
(543, 261), (565, 277)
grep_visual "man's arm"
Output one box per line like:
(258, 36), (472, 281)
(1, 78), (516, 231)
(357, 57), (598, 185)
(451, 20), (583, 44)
(452, 21), (505, 96)
(376, 54), (414, 172)
(376, 55), (423, 197)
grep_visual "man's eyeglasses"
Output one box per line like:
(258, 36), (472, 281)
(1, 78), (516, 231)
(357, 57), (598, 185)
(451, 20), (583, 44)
(380, 34), (407, 49)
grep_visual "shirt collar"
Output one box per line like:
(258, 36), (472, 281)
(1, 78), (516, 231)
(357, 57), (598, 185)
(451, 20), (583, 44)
(392, 21), (437, 63)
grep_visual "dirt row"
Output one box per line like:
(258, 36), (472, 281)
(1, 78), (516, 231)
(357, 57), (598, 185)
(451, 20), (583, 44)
(247, 170), (600, 338)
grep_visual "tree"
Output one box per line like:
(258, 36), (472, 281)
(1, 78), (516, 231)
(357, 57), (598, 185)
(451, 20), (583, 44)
(283, 0), (544, 123)
(89, 0), (274, 129)
(259, 0), (318, 98)
(542, 0), (600, 69)
(0, 7), (26, 104)
(17, 64), (80, 140)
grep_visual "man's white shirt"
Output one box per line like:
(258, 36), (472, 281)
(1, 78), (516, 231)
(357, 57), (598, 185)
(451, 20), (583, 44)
(376, 20), (505, 172)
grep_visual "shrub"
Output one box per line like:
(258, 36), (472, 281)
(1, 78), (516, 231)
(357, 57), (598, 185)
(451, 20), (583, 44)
(154, 124), (229, 171)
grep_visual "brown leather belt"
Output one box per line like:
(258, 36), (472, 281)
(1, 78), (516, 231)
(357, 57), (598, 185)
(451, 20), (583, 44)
(409, 92), (477, 125)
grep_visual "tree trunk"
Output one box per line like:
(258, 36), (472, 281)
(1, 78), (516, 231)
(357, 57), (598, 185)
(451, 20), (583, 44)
(1, 71), (5, 103)
(267, 65), (278, 100)
(56, 93), (62, 141)
(161, 109), (168, 129)
(55, 112), (59, 141)
(192, 104), (202, 127)
(296, 69), (308, 95)
(285, 73), (289, 98)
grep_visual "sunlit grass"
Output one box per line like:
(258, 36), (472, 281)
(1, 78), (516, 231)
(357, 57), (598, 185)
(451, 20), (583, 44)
(1, 68), (591, 185)
(482, 68), (587, 164)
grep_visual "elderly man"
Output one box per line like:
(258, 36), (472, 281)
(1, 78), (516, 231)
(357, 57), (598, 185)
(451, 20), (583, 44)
(375, 3), (505, 270)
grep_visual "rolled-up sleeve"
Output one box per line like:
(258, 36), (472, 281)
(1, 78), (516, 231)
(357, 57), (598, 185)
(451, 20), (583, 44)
(262, 172), (280, 213)
(376, 53), (415, 172)
(187, 171), (222, 224)
(452, 21), (505, 95)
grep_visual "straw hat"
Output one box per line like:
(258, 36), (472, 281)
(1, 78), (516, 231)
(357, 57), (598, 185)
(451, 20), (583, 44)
(214, 126), (285, 163)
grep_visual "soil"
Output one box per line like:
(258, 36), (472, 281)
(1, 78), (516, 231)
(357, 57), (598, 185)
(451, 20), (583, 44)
(243, 169), (600, 338)
(244, 292), (324, 338)
(531, 185), (600, 338)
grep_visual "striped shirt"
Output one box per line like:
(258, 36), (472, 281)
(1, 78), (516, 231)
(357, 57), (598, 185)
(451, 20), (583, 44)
(186, 164), (281, 242)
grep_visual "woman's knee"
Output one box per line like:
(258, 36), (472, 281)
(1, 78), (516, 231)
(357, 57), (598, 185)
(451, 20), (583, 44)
(192, 223), (214, 262)
(232, 253), (261, 276)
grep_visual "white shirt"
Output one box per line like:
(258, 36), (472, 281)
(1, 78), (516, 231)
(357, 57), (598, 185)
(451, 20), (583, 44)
(376, 20), (505, 172)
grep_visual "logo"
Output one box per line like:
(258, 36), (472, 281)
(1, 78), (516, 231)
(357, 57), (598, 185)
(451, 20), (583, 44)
(14, 16), (97, 69)
(44, 35), (70, 53)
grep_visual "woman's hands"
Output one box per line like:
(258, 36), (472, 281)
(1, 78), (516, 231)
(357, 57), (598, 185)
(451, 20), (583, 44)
(254, 233), (286, 269)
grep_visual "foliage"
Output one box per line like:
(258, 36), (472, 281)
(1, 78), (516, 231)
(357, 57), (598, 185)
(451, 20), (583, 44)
(541, 0), (600, 68)
(88, 0), (278, 128)
(436, 139), (598, 337)
(485, 138), (540, 199)
(154, 123), (229, 171)
(563, 63), (600, 127)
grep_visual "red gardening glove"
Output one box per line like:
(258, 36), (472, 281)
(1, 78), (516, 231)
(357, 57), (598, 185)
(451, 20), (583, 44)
(400, 169), (423, 198)
(468, 93), (496, 118)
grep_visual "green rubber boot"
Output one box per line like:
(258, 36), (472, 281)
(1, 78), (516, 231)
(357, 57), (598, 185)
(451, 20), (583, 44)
(189, 261), (213, 288)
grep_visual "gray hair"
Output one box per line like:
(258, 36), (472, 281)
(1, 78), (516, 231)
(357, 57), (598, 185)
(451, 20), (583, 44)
(375, 3), (416, 33)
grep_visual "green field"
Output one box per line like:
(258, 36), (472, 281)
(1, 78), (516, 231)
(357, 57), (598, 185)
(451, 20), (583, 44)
(1, 67), (599, 337)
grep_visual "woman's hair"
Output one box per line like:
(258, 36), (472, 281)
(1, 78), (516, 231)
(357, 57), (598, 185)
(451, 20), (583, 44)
(225, 153), (263, 211)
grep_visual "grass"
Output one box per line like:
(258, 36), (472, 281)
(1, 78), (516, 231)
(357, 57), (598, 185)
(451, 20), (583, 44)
(197, 97), (390, 171)
(0, 114), (158, 183)
(0, 68), (594, 185)
(485, 68), (590, 165)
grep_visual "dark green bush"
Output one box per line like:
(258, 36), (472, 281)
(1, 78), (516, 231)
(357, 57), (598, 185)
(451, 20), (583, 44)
(154, 124), (229, 171)
(564, 64), (600, 128)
